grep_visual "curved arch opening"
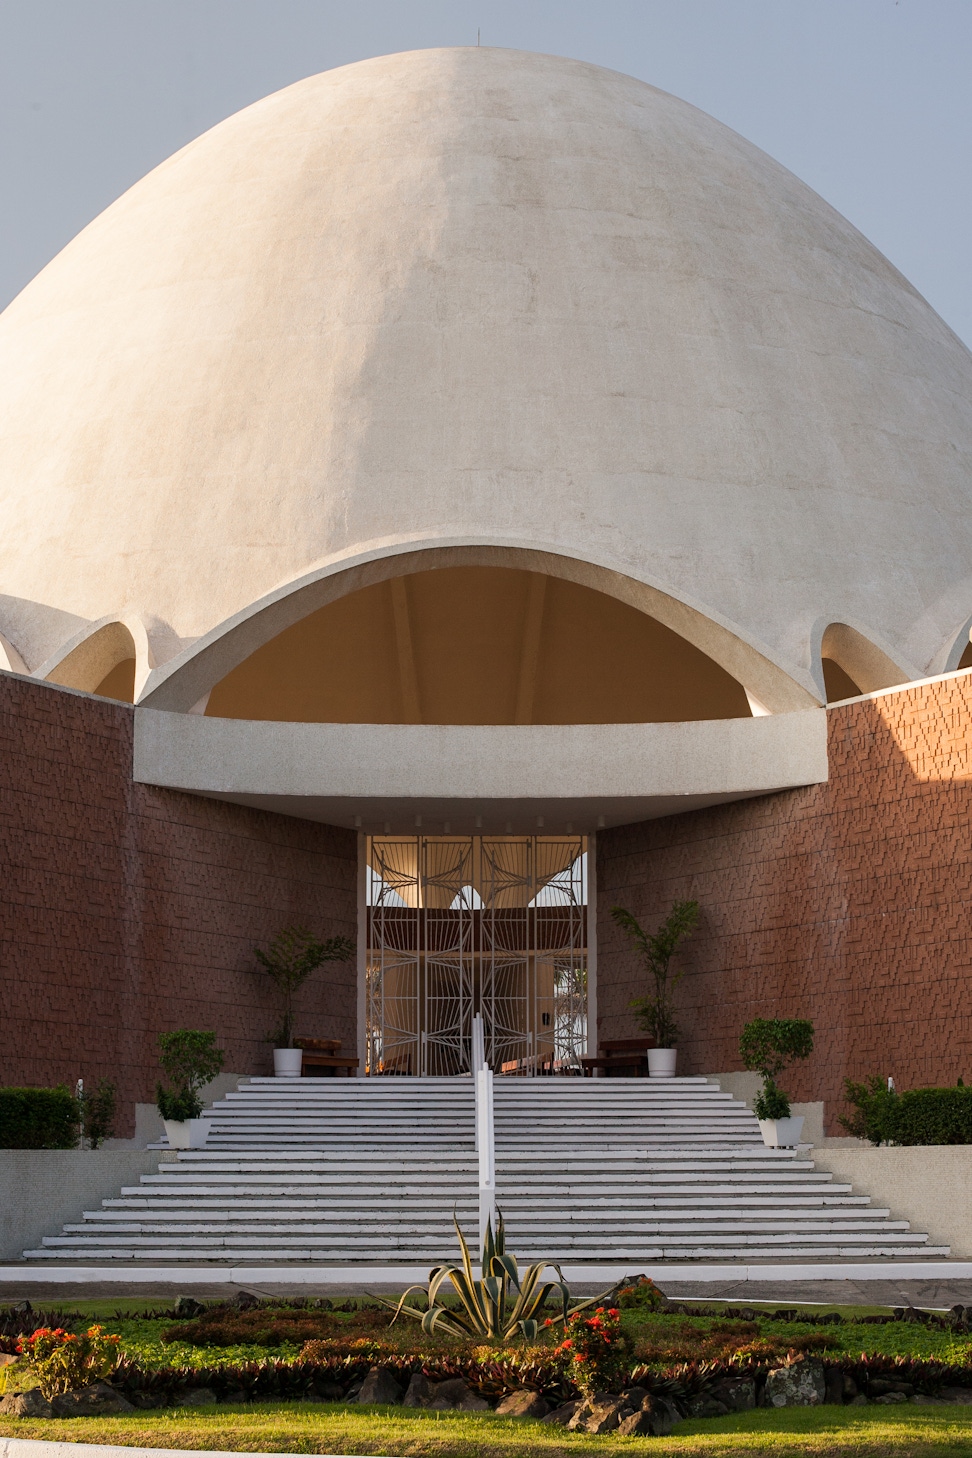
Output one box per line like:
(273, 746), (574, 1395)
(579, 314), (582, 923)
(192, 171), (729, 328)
(45, 621), (137, 702)
(205, 565), (753, 724)
(820, 622), (906, 703)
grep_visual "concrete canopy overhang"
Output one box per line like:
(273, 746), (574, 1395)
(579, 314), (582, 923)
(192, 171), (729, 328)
(133, 707), (828, 833)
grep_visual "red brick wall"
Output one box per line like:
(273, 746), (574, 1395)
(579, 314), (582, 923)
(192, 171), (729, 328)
(596, 673), (972, 1131)
(0, 673), (357, 1134)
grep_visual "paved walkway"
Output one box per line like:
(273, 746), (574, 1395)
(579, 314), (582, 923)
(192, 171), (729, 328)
(4, 1276), (972, 1308)
(0, 1444), (354, 1458)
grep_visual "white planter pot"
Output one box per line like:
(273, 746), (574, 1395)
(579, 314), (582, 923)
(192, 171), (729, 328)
(273, 1047), (304, 1078)
(647, 1048), (678, 1078)
(758, 1115), (804, 1148)
(163, 1118), (211, 1149)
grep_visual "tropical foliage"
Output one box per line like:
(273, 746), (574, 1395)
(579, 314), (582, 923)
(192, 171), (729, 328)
(611, 900), (699, 1047)
(381, 1211), (616, 1342)
(253, 926), (355, 1048)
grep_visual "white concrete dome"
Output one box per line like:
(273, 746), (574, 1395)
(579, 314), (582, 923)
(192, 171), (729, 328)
(1, 46), (972, 711)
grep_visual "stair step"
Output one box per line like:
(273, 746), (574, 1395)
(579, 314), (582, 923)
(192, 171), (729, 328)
(24, 1073), (949, 1269)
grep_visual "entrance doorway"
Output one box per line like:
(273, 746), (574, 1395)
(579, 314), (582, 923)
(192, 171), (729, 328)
(366, 835), (587, 1076)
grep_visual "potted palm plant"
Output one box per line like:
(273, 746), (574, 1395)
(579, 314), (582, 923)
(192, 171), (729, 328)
(610, 899), (699, 1076)
(254, 926), (355, 1076)
(155, 1028), (224, 1149)
(739, 1017), (815, 1146)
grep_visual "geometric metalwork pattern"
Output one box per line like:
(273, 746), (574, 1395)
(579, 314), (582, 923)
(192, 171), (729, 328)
(366, 836), (587, 1076)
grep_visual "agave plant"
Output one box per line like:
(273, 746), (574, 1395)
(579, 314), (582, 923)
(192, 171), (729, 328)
(379, 1210), (617, 1341)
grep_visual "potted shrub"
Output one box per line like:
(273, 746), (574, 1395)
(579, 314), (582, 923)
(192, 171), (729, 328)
(610, 899), (699, 1077)
(254, 926), (355, 1077)
(156, 1029), (224, 1149)
(739, 1017), (814, 1146)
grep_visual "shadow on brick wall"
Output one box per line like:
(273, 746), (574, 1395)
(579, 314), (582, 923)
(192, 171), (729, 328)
(0, 673), (357, 1136)
(596, 678), (972, 1133)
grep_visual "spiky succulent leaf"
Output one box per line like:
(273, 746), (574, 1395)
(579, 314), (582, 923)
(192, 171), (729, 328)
(376, 1284), (433, 1326)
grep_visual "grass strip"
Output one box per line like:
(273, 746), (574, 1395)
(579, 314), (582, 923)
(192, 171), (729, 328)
(5, 1401), (972, 1457)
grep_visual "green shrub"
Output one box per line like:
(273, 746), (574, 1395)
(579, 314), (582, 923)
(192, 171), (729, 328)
(739, 1018), (814, 1120)
(79, 1079), (116, 1148)
(896, 1087), (972, 1144)
(156, 1029), (225, 1122)
(839, 1075), (899, 1144)
(841, 1078), (972, 1145)
(0, 1086), (79, 1148)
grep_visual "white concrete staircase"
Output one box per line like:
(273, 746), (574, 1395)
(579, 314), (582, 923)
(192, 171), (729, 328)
(22, 1075), (949, 1267)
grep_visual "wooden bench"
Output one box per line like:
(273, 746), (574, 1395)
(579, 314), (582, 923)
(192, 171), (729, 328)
(294, 1037), (360, 1078)
(499, 1054), (581, 1076)
(580, 1037), (654, 1078)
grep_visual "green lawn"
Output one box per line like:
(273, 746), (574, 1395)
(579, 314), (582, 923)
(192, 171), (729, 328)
(5, 1400), (972, 1457)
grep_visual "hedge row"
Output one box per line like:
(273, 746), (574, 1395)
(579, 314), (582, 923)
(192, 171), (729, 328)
(842, 1079), (972, 1145)
(0, 1087), (78, 1149)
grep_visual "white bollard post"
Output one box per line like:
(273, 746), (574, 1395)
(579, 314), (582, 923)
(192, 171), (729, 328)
(477, 1064), (496, 1249)
(472, 1012), (485, 1074)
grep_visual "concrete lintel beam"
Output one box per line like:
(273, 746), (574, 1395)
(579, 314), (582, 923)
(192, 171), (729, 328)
(134, 709), (828, 832)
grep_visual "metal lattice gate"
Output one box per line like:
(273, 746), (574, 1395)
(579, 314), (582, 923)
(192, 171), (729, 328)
(366, 836), (587, 1076)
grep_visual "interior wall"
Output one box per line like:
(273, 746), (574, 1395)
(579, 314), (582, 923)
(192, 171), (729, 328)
(0, 672), (357, 1135)
(205, 566), (752, 724)
(596, 670), (972, 1132)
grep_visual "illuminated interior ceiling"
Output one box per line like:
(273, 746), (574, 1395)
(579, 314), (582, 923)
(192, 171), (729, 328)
(205, 566), (752, 725)
(94, 659), (136, 702)
(822, 658), (862, 703)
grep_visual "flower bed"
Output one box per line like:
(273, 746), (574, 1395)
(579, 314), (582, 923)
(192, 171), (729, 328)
(4, 1295), (972, 1421)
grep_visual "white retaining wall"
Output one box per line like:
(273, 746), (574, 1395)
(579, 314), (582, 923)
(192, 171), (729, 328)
(0, 1151), (172, 1261)
(811, 1145), (972, 1259)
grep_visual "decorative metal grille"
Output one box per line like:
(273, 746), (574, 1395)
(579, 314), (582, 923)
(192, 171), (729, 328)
(366, 835), (587, 1076)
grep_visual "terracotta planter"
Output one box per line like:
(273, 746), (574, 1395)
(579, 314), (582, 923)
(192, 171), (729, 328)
(273, 1047), (303, 1078)
(163, 1117), (211, 1149)
(758, 1115), (804, 1148)
(647, 1048), (678, 1078)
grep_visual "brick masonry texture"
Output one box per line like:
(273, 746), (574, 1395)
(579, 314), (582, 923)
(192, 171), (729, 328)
(0, 674), (357, 1136)
(596, 673), (972, 1132)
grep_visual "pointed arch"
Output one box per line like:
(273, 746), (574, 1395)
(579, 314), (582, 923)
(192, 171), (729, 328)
(813, 621), (910, 703)
(36, 616), (152, 702)
(138, 543), (819, 716)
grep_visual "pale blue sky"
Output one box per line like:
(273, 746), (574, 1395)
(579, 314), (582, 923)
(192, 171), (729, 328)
(1, 0), (970, 346)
